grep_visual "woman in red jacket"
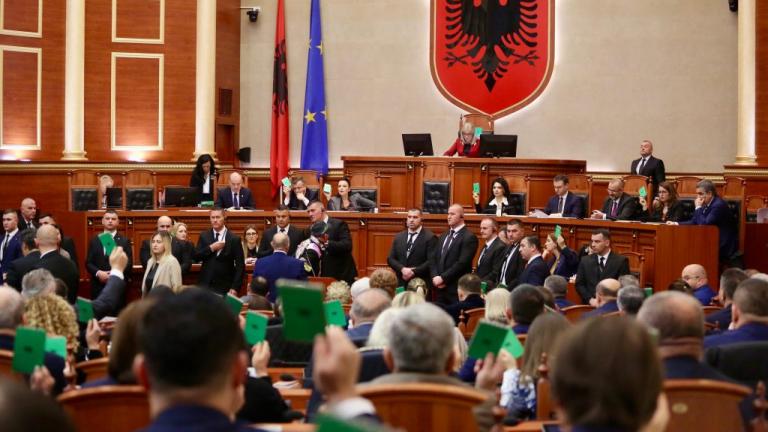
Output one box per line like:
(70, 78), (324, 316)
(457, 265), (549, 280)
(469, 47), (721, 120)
(443, 122), (480, 157)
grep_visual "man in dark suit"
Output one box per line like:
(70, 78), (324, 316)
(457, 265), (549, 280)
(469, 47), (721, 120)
(29, 225), (79, 303)
(4, 229), (38, 290)
(474, 218), (506, 284)
(252, 232), (307, 302)
(581, 279), (620, 319)
(706, 268), (748, 331)
(258, 206), (306, 258)
(307, 202), (356, 284)
(544, 275), (574, 309)
(704, 278), (768, 349)
(0, 209), (23, 285)
(139, 215), (193, 274)
(195, 208), (245, 296)
(630, 140), (665, 193)
(490, 219), (526, 289)
(387, 208), (438, 289)
(517, 235), (549, 287)
(443, 274), (485, 324)
(17, 198), (37, 231)
(541, 174), (585, 218)
(637, 291), (731, 382)
(38, 213), (79, 267)
(676, 180), (739, 263)
(575, 229), (630, 303)
(705, 341), (768, 388)
(85, 210), (132, 299)
(681, 264), (715, 306)
(430, 204), (478, 305)
(590, 178), (640, 221)
(283, 177), (319, 211)
(214, 172), (255, 209)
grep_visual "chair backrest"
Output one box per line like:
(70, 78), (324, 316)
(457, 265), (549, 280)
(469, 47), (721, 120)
(746, 195), (767, 222)
(561, 305), (595, 323)
(664, 379), (751, 432)
(460, 113), (494, 133)
(758, 208), (768, 224)
(57, 385), (150, 432)
(620, 251), (646, 288)
(457, 308), (485, 339)
(278, 388), (312, 414)
(701, 305), (723, 316)
(498, 173), (530, 214)
(77, 357), (109, 382)
(68, 170), (99, 211)
(723, 176), (747, 255)
(268, 367), (305, 386)
(673, 176), (704, 196)
(216, 169), (249, 188)
(567, 174), (592, 218)
(621, 174), (649, 196)
(0, 350), (24, 382)
(358, 382), (488, 432)
(423, 181), (451, 214)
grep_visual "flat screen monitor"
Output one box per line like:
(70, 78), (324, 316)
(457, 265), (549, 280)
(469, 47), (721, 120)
(164, 186), (200, 207)
(479, 134), (517, 158)
(105, 187), (123, 209)
(402, 133), (434, 156)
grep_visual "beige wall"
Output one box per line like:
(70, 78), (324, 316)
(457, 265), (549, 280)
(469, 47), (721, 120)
(240, 0), (737, 172)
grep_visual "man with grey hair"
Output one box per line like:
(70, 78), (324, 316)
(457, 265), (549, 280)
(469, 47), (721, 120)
(350, 277), (370, 300)
(347, 288), (391, 345)
(704, 278), (768, 349)
(617, 286), (645, 315)
(0, 287), (66, 393)
(637, 291), (730, 381)
(618, 274), (640, 288)
(544, 275), (574, 309)
(21, 268), (56, 298)
(367, 302), (502, 431)
(675, 179), (738, 264)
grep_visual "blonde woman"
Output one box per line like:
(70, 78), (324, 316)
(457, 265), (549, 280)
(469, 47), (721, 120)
(392, 291), (424, 308)
(485, 288), (511, 324)
(171, 222), (195, 274)
(326, 280), (351, 304)
(142, 231), (182, 295)
(24, 293), (81, 353)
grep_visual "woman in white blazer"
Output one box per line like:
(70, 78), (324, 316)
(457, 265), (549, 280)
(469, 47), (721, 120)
(141, 231), (182, 295)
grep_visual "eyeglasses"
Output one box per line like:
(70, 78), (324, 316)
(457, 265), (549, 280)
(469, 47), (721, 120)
(246, 232), (258, 236)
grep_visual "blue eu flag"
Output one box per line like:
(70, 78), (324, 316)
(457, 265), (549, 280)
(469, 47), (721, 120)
(300, 0), (328, 175)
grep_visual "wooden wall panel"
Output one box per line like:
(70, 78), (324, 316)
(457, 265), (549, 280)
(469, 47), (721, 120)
(757, 0), (768, 166)
(114, 0), (162, 41)
(2, 0), (40, 34)
(215, 0), (240, 165)
(0, 0), (64, 161)
(113, 55), (161, 149)
(1, 49), (38, 147)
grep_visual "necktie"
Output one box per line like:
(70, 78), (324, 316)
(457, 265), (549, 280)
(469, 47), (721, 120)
(406, 232), (416, 258)
(558, 196), (564, 214)
(234, 193), (240, 209)
(214, 231), (219, 242)
(478, 245), (488, 266)
(610, 200), (618, 218)
(638, 158), (646, 174)
(279, 228), (286, 234)
(442, 230), (456, 255)
(0, 233), (8, 261)
(599, 256), (606, 272)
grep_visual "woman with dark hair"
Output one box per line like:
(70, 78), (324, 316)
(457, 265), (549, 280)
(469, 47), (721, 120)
(473, 177), (515, 216)
(242, 225), (260, 264)
(542, 233), (579, 278)
(640, 181), (684, 222)
(189, 154), (217, 202)
(324, 177), (376, 211)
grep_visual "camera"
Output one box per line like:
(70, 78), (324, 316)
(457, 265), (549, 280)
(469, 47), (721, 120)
(244, 7), (260, 23)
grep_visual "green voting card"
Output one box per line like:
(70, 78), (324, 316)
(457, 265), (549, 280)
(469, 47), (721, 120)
(474, 127), (483, 137)
(467, 320), (509, 360)
(282, 177), (292, 188)
(317, 414), (385, 432)
(501, 329), (525, 359)
(554, 225), (562, 239)
(76, 297), (94, 323)
(472, 182), (481, 194)
(644, 287), (653, 298)
(639, 186), (648, 198)
(480, 281), (488, 295)
(12, 326), (46, 374)
(244, 311), (268, 345)
(323, 183), (332, 194)
(278, 280), (326, 342)
(395, 286), (405, 295)
(98, 232), (116, 256)
(44, 336), (67, 359)
(324, 300), (347, 327)
(225, 294), (244, 316)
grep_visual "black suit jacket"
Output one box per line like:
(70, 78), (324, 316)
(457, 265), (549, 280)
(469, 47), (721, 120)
(320, 218), (357, 284)
(195, 228), (245, 294)
(85, 233), (132, 298)
(575, 251), (630, 303)
(430, 226), (478, 304)
(5, 251), (41, 290)
(60, 235), (79, 268)
(258, 225), (306, 258)
(38, 251), (80, 304)
(630, 155), (666, 187)
(189, 173), (216, 201)
(600, 194), (640, 221)
(704, 341), (768, 388)
(474, 202), (515, 216)
(518, 256), (549, 286)
(543, 193), (585, 218)
(17, 217), (37, 231)
(286, 189), (319, 211)
(645, 200), (686, 223)
(475, 237), (506, 282)
(443, 293), (485, 324)
(490, 243), (524, 288)
(215, 187), (255, 209)
(140, 237), (193, 275)
(387, 228), (438, 288)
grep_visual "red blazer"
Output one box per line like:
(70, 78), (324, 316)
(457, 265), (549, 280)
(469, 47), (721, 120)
(443, 137), (481, 157)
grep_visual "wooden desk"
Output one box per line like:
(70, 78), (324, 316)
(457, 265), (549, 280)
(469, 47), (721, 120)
(342, 156), (587, 212)
(84, 210), (718, 295)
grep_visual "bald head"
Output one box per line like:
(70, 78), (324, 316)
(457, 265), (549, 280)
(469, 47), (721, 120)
(19, 198), (36, 221)
(350, 288), (391, 325)
(638, 291), (704, 340)
(682, 264), (707, 289)
(229, 172), (243, 193)
(596, 278), (620, 298)
(0, 286), (24, 329)
(157, 216), (173, 232)
(35, 225), (59, 248)
(271, 232), (290, 252)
